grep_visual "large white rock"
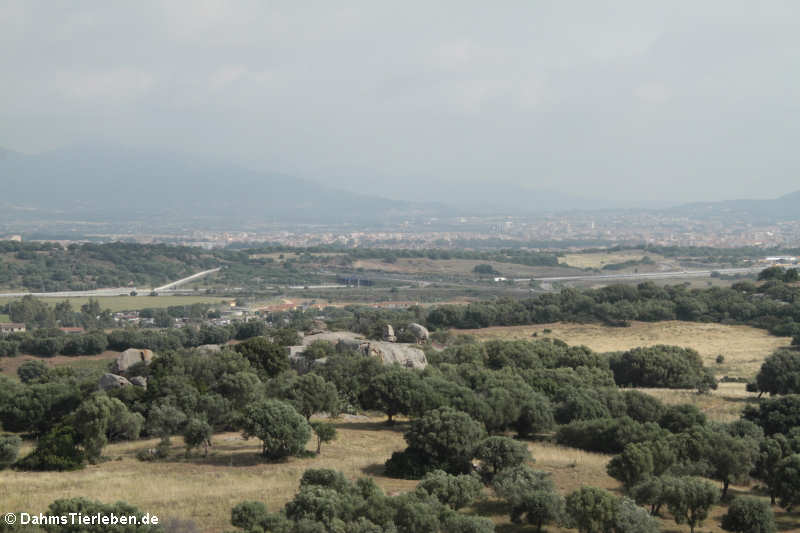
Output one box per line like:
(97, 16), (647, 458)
(99, 373), (132, 390)
(114, 348), (155, 373)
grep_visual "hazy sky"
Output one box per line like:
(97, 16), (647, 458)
(2, 1), (800, 204)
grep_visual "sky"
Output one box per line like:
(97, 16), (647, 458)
(2, 1), (800, 205)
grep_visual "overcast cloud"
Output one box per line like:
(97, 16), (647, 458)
(2, 1), (799, 204)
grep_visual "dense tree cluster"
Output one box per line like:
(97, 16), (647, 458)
(423, 280), (800, 335)
(228, 468), (494, 533)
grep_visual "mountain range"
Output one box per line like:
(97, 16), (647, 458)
(2, 144), (799, 228)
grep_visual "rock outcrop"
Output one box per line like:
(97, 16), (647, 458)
(114, 348), (155, 373)
(382, 324), (397, 342)
(130, 376), (148, 388)
(407, 323), (430, 344)
(288, 331), (427, 372)
(197, 344), (222, 353)
(99, 373), (132, 390)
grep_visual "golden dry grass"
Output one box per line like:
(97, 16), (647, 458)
(3, 419), (799, 533)
(0, 418), (415, 533)
(351, 258), (578, 278)
(558, 252), (667, 269)
(457, 321), (791, 379)
(639, 382), (757, 423)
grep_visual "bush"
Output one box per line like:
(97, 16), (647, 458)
(610, 345), (716, 390)
(415, 470), (483, 510)
(556, 417), (667, 454)
(721, 496), (776, 533)
(564, 486), (619, 533)
(385, 408), (486, 478)
(14, 425), (85, 471)
(755, 349), (800, 395)
(743, 395), (800, 435)
(492, 466), (563, 532)
(0, 434), (22, 469)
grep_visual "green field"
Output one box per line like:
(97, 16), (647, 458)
(0, 295), (232, 313)
(0, 314), (9, 322)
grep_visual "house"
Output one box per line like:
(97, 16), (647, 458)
(0, 323), (26, 335)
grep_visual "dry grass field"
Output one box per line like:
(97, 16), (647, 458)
(557, 252), (669, 270)
(639, 382), (758, 423)
(4, 420), (797, 533)
(456, 321), (791, 379)
(0, 418), (415, 533)
(351, 258), (579, 278)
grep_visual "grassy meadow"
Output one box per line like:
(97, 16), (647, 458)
(2, 320), (798, 532)
(456, 321), (791, 379)
(3, 418), (797, 533)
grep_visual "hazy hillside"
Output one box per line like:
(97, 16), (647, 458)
(669, 190), (800, 222)
(0, 145), (420, 225)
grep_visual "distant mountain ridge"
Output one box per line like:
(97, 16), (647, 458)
(0, 144), (423, 225)
(668, 190), (800, 222)
(2, 144), (799, 228)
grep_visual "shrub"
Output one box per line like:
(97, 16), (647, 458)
(721, 496), (776, 533)
(415, 470), (483, 510)
(0, 434), (22, 469)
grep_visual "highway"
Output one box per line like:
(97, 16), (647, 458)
(521, 266), (765, 283)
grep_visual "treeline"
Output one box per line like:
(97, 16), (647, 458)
(0, 320), (281, 358)
(424, 279), (800, 338)
(2, 295), (114, 329)
(0, 241), (221, 291)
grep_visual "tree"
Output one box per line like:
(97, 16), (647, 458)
(707, 432), (758, 498)
(234, 337), (289, 377)
(284, 374), (339, 420)
(659, 403), (706, 433)
(366, 367), (422, 424)
(755, 349), (800, 395)
(415, 470), (483, 510)
(183, 417), (212, 456)
(0, 434), (21, 469)
(754, 434), (793, 504)
(474, 436), (531, 482)
(492, 466), (563, 532)
(614, 497), (659, 533)
(721, 496), (776, 533)
(17, 360), (50, 383)
(663, 477), (719, 533)
(403, 408), (486, 474)
(146, 401), (187, 447)
(14, 424), (85, 471)
(72, 393), (114, 463)
(743, 395), (800, 435)
(310, 421), (337, 455)
(240, 399), (311, 460)
(513, 393), (555, 437)
(564, 486), (619, 533)
(607, 442), (654, 490)
(774, 453), (800, 510)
